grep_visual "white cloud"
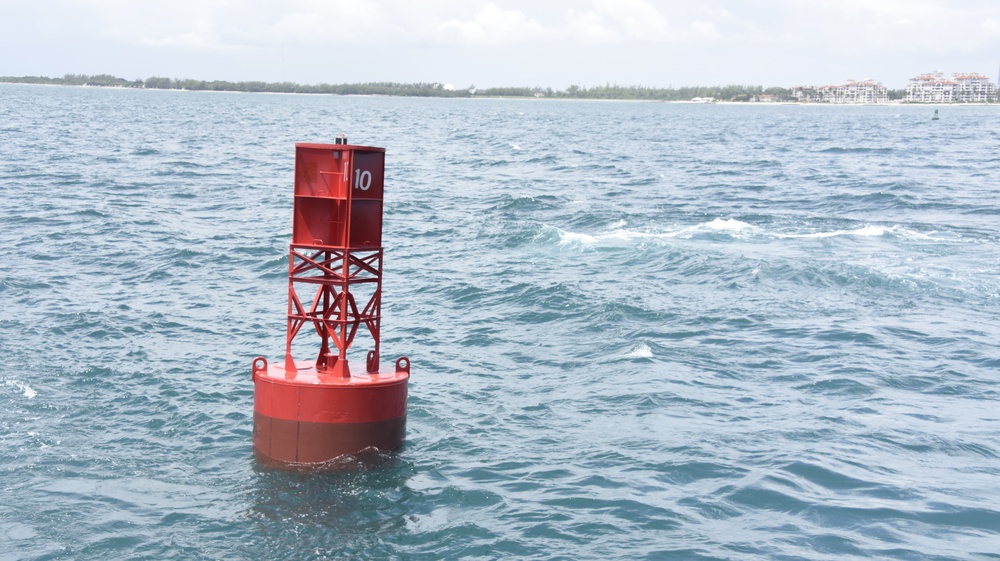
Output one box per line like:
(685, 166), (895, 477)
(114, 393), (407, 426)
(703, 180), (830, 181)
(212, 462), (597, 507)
(139, 19), (235, 49)
(141, 31), (224, 49)
(565, 9), (620, 42)
(565, 0), (670, 43)
(706, 8), (732, 18)
(59, 0), (397, 47)
(439, 3), (550, 45)
(690, 20), (721, 39)
(270, 1), (389, 45)
(67, 0), (228, 45)
(707, 0), (1000, 55)
(594, 0), (669, 40)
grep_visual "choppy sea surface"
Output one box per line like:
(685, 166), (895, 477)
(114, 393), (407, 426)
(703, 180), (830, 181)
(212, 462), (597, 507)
(1, 83), (999, 560)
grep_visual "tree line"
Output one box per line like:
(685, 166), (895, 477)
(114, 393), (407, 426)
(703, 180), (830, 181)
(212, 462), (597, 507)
(0, 73), (906, 101)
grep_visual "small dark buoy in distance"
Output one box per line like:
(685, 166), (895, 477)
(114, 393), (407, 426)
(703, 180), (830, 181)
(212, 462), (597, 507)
(932, 109), (940, 121)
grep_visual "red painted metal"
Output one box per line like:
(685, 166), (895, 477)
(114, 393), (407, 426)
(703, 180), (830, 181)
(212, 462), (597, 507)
(252, 142), (409, 465)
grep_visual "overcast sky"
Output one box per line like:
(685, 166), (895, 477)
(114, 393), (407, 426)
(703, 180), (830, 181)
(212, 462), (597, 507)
(2, 0), (998, 89)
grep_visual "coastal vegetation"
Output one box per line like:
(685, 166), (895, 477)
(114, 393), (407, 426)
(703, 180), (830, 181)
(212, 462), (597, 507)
(0, 73), (912, 102)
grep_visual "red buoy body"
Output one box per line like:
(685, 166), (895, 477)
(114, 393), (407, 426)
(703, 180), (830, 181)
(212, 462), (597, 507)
(252, 141), (409, 465)
(252, 357), (409, 464)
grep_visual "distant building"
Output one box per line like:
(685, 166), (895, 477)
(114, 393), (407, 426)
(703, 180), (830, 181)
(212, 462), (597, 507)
(790, 79), (889, 104)
(905, 71), (997, 103)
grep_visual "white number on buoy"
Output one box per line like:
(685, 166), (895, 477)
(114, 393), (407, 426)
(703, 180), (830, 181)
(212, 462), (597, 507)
(354, 169), (372, 191)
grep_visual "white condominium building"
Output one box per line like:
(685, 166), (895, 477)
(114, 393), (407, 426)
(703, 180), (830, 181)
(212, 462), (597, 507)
(906, 72), (997, 103)
(790, 80), (889, 104)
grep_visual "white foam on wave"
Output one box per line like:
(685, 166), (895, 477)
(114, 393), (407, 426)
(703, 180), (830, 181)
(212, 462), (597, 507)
(664, 218), (757, 239)
(541, 218), (961, 249)
(852, 225), (887, 237)
(781, 225), (885, 239)
(543, 217), (762, 249)
(558, 230), (597, 246)
(776, 224), (932, 240)
(623, 343), (654, 359)
(4, 379), (37, 399)
(705, 218), (754, 232)
(774, 224), (975, 243)
(593, 219), (953, 244)
(540, 223), (630, 249)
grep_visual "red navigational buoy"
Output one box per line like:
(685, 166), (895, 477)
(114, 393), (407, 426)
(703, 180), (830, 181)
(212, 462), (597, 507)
(252, 140), (410, 465)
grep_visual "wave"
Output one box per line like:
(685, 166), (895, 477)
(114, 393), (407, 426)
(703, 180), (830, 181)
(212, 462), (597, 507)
(535, 218), (760, 249)
(818, 146), (896, 154)
(777, 224), (972, 242)
(488, 194), (561, 213)
(533, 218), (976, 250)
(3, 378), (37, 399)
(776, 225), (888, 239)
(622, 342), (653, 359)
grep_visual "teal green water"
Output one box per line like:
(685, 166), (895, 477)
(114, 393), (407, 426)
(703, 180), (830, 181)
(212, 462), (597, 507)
(1, 84), (999, 559)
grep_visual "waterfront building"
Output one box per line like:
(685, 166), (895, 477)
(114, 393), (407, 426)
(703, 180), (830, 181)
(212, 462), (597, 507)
(790, 80), (888, 104)
(905, 72), (997, 103)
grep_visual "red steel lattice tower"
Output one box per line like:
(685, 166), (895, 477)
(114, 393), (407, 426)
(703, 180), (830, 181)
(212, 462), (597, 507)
(252, 140), (409, 465)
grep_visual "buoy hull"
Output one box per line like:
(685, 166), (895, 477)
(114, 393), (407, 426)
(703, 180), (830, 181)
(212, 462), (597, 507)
(252, 360), (408, 465)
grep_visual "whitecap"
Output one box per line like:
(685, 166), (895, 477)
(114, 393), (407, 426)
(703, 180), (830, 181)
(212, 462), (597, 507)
(853, 225), (885, 237)
(780, 230), (850, 239)
(600, 229), (642, 242)
(880, 226), (958, 241)
(779, 225), (886, 239)
(623, 343), (654, 359)
(704, 218), (754, 231)
(3, 379), (36, 399)
(663, 218), (757, 239)
(558, 230), (597, 246)
(541, 218), (760, 248)
(534, 225), (597, 248)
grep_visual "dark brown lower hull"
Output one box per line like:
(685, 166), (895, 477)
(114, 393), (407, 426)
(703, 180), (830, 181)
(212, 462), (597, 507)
(253, 412), (406, 464)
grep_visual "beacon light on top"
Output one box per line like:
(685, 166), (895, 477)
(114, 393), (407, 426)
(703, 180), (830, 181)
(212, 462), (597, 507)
(252, 139), (410, 465)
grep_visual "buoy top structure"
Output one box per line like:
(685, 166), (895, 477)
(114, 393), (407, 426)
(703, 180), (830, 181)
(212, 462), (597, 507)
(252, 138), (410, 466)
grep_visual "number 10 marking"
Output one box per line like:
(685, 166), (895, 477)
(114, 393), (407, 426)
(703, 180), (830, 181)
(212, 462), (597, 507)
(354, 169), (372, 191)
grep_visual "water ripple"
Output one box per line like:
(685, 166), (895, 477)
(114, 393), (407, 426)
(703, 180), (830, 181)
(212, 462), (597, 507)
(1, 85), (999, 560)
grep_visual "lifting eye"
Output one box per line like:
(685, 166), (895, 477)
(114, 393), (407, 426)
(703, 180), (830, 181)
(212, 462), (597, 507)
(396, 357), (410, 373)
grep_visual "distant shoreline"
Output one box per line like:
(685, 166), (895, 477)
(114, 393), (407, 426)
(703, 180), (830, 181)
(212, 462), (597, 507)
(0, 73), (874, 103)
(1, 75), (996, 106)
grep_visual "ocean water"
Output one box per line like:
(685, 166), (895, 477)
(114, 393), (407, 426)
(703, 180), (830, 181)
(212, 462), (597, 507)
(1, 83), (999, 560)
